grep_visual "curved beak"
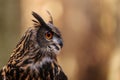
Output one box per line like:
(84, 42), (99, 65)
(58, 39), (63, 48)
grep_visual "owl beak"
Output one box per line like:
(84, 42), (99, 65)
(58, 39), (63, 48)
(53, 37), (63, 49)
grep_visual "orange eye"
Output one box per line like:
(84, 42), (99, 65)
(45, 31), (53, 40)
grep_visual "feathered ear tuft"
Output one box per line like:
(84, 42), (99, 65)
(32, 11), (46, 26)
(46, 10), (53, 24)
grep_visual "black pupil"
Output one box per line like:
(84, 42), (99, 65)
(47, 32), (51, 37)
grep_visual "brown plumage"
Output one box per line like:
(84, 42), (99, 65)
(0, 11), (68, 80)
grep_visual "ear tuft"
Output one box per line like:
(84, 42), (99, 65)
(32, 11), (46, 26)
(46, 10), (53, 24)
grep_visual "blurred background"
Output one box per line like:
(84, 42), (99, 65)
(0, 0), (120, 80)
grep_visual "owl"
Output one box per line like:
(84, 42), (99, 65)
(0, 11), (68, 80)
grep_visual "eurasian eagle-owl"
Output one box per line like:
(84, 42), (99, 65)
(0, 11), (68, 80)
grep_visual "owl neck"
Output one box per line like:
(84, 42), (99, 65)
(9, 43), (57, 67)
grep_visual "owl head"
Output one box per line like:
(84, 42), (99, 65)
(31, 11), (63, 55)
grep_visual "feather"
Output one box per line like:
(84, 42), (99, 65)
(32, 11), (46, 26)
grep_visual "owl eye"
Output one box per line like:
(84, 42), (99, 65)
(45, 31), (53, 40)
